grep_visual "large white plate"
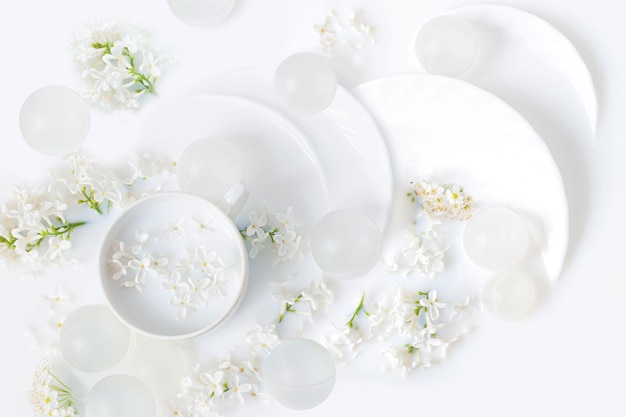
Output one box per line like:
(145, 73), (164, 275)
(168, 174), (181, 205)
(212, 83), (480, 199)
(440, 4), (597, 137)
(352, 74), (569, 281)
(195, 67), (393, 231)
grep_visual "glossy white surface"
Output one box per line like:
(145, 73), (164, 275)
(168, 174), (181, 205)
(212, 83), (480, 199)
(353, 74), (568, 281)
(1, 1), (625, 416)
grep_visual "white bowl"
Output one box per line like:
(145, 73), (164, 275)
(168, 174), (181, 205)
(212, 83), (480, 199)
(99, 192), (248, 340)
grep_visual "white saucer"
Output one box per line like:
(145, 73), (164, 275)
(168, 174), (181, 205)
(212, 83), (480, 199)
(195, 67), (394, 231)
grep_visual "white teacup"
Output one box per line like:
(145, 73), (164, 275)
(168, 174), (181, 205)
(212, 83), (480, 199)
(99, 192), (249, 340)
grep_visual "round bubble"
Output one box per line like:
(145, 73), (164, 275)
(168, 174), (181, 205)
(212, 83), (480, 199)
(415, 15), (480, 77)
(59, 305), (130, 372)
(176, 137), (245, 202)
(19, 86), (90, 156)
(274, 53), (337, 114)
(167, 0), (236, 26)
(482, 269), (537, 320)
(311, 210), (381, 279)
(265, 338), (336, 410)
(125, 335), (190, 398)
(463, 207), (529, 271)
(86, 374), (156, 417)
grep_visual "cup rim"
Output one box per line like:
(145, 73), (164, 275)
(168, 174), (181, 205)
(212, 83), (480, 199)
(98, 191), (249, 341)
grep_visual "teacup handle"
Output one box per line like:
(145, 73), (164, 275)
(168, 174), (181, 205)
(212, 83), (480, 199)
(216, 182), (248, 220)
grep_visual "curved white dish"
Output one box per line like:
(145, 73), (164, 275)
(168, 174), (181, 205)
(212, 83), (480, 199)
(444, 4), (598, 134)
(196, 67), (394, 231)
(352, 74), (569, 281)
(142, 93), (329, 229)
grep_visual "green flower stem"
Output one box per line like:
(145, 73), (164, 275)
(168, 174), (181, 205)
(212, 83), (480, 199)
(48, 369), (77, 409)
(347, 293), (367, 328)
(279, 293), (303, 322)
(78, 186), (103, 214)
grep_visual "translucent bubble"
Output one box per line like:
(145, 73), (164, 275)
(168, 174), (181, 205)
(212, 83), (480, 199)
(167, 0), (236, 26)
(311, 210), (381, 279)
(463, 207), (529, 271)
(482, 269), (537, 320)
(274, 53), (337, 114)
(59, 305), (130, 372)
(19, 86), (90, 156)
(125, 335), (190, 398)
(86, 374), (156, 417)
(415, 15), (480, 77)
(176, 137), (245, 202)
(265, 338), (336, 410)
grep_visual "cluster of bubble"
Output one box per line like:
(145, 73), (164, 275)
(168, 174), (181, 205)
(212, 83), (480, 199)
(59, 305), (161, 417)
(462, 207), (538, 320)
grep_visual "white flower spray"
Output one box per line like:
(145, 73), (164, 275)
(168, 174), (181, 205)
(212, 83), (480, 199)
(70, 20), (172, 111)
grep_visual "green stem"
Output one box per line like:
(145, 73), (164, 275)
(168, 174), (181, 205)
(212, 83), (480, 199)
(347, 293), (366, 328)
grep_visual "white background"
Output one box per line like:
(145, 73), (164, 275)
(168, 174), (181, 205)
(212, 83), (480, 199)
(1, 0), (625, 416)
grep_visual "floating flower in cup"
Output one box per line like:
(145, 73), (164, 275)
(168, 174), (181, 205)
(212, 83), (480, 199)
(70, 20), (171, 110)
(106, 221), (238, 320)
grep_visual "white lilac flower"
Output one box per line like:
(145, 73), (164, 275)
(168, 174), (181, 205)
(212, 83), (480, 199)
(42, 285), (69, 310)
(70, 19), (171, 110)
(169, 285), (198, 320)
(245, 211), (268, 240)
(164, 216), (187, 238)
(245, 324), (280, 354)
(240, 206), (308, 262)
(128, 254), (159, 283)
(451, 296), (481, 322)
(199, 371), (224, 398)
(30, 360), (80, 417)
(223, 375), (251, 404)
(313, 9), (376, 56)
(387, 227), (448, 278)
(0, 185), (85, 273)
(411, 178), (475, 220)
(129, 231), (150, 255)
(419, 290), (446, 321)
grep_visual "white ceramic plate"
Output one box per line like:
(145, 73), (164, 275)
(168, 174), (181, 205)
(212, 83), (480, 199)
(142, 94), (329, 229)
(195, 67), (394, 230)
(99, 192), (249, 340)
(352, 74), (569, 281)
(444, 4), (597, 135)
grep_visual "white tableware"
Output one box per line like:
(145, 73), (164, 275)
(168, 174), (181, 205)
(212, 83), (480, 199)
(194, 67), (393, 231)
(352, 74), (568, 281)
(176, 137), (248, 218)
(142, 94), (329, 229)
(444, 4), (598, 134)
(99, 192), (248, 340)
